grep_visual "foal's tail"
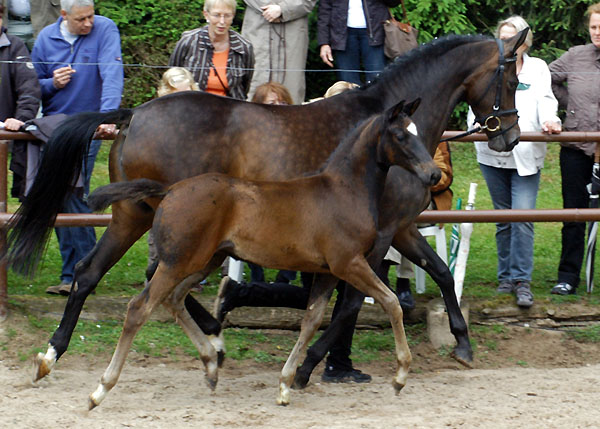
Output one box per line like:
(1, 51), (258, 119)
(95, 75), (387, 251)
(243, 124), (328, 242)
(5, 109), (134, 276)
(88, 179), (168, 212)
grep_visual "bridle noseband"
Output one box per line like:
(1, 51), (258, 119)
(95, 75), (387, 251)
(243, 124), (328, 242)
(441, 38), (518, 143)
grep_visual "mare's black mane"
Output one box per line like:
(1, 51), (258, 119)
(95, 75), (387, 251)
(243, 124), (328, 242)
(362, 33), (492, 91)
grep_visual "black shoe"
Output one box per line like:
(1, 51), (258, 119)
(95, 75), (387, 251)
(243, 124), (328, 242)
(551, 282), (576, 295)
(213, 276), (238, 324)
(321, 366), (372, 384)
(397, 289), (416, 312)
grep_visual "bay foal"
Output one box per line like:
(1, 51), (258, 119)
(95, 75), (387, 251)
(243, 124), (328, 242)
(86, 100), (439, 408)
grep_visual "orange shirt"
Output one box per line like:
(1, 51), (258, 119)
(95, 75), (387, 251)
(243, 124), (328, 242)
(206, 49), (229, 97)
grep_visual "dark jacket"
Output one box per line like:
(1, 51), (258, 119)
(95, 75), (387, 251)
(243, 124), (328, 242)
(0, 26), (41, 123)
(317, 0), (401, 50)
(549, 43), (600, 156)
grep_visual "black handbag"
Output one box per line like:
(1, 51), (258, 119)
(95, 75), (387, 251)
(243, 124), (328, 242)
(383, 0), (418, 59)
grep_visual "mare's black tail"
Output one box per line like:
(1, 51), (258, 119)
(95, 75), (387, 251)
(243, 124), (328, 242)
(5, 109), (134, 276)
(88, 179), (168, 212)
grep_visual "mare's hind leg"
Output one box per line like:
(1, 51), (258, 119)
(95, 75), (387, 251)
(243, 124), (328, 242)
(34, 202), (153, 381)
(89, 265), (180, 410)
(393, 225), (473, 365)
(337, 256), (412, 393)
(278, 274), (336, 406)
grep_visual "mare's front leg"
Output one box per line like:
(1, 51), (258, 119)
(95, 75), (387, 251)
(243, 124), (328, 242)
(339, 256), (411, 393)
(89, 265), (179, 410)
(34, 203), (153, 381)
(277, 274), (336, 406)
(392, 225), (473, 365)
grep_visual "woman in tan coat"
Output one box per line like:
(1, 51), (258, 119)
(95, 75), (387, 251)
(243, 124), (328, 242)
(241, 0), (316, 104)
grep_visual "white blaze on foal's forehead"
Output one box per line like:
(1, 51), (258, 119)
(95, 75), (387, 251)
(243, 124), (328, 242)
(407, 121), (418, 136)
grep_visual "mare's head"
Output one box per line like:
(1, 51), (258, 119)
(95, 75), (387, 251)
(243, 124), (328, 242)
(466, 29), (528, 152)
(377, 99), (441, 187)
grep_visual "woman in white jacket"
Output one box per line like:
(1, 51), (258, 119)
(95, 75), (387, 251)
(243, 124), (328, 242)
(467, 15), (561, 308)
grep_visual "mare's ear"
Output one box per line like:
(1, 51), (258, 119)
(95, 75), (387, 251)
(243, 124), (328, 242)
(403, 98), (421, 116)
(504, 28), (528, 57)
(387, 100), (406, 122)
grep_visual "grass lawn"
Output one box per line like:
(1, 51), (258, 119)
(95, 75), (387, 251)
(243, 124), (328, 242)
(7, 138), (597, 302)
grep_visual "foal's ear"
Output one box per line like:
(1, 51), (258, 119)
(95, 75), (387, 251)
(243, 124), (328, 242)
(504, 28), (528, 57)
(403, 98), (421, 116)
(387, 100), (406, 122)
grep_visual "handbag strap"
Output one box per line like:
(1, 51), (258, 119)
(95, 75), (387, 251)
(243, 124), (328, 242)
(390, 1), (410, 26)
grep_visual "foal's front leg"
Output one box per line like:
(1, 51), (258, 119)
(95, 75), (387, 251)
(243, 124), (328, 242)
(277, 274), (336, 406)
(339, 256), (412, 393)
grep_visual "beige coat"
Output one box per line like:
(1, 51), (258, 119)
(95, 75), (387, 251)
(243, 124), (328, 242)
(242, 0), (316, 104)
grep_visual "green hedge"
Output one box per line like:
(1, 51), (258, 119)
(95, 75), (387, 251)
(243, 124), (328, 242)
(96, 0), (597, 117)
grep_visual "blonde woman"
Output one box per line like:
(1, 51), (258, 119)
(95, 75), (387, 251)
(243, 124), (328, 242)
(157, 67), (199, 97)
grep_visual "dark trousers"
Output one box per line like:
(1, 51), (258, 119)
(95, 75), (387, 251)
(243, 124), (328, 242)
(558, 147), (593, 287)
(230, 273), (356, 370)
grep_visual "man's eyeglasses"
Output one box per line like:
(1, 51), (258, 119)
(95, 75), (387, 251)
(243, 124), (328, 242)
(209, 13), (234, 21)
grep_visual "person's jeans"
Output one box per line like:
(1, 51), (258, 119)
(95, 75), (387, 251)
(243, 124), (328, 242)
(333, 27), (385, 85)
(557, 147), (593, 287)
(54, 140), (102, 283)
(480, 164), (540, 283)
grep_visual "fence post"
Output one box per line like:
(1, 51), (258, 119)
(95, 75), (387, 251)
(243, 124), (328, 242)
(0, 141), (8, 321)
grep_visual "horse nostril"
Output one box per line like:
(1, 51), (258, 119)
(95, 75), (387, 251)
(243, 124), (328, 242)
(430, 170), (442, 186)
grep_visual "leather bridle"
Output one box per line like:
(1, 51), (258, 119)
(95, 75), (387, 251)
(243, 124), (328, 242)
(441, 38), (519, 143)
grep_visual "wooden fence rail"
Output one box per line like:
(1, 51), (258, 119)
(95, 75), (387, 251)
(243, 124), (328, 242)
(1, 130), (599, 320)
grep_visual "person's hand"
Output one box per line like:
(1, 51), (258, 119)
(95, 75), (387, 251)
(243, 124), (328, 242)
(53, 66), (76, 89)
(320, 45), (334, 68)
(95, 123), (118, 139)
(261, 5), (282, 22)
(542, 120), (561, 134)
(3, 118), (25, 131)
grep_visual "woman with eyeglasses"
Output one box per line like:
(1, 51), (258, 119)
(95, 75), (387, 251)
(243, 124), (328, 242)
(467, 16), (561, 308)
(169, 0), (254, 100)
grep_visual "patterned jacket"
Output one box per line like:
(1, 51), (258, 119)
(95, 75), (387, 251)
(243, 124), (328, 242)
(169, 25), (254, 101)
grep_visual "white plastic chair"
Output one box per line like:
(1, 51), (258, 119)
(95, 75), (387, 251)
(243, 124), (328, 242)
(414, 225), (448, 293)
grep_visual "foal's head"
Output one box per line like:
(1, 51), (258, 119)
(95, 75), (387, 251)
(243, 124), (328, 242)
(377, 99), (441, 187)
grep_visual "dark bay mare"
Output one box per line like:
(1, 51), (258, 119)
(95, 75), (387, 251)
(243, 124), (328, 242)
(6, 31), (526, 383)
(85, 100), (438, 408)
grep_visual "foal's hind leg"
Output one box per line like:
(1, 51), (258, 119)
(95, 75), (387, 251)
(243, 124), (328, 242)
(34, 203), (153, 381)
(89, 266), (180, 410)
(162, 284), (219, 391)
(278, 274), (336, 406)
(392, 226), (473, 365)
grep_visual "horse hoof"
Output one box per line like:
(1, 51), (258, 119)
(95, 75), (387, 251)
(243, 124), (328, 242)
(88, 396), (99, 411)
(205, 374), (218, 391)
(217, 350), (225, 368)
(33, 352), (51, 382)
(392, 380), (405, 395)
(291, 372), (309, 390)
(451, 346), (474, 368)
